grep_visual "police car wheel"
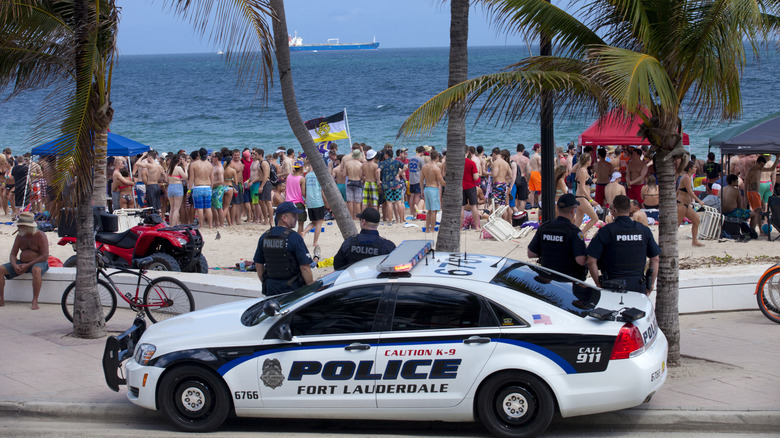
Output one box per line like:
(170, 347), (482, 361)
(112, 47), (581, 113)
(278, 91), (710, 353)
(159, 365), (231, 432)
(477, 372), (555, 438)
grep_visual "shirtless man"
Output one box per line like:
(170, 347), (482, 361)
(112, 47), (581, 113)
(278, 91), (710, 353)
(604, 171), (626, 208)
(248, 152), (264, 224)
(629, 199), (648, 226)
(0, 212), (48, 309)
(111, 158), (134, 210)
(361, 149), (380, 211)
(745, 155), (780, 232)
(593, 148), (613, 207)
(278, 148), (293, 182)
(189, 148), (214, 228)
(510, 144), (530, 211)
(722, 174), (756, 223)
(229, 150), (245, 225)
(210, 151), (226, 227)
(490, 147), (513, 222)
(528, 144), (542, 207)
(421, 150), (445, 233)
(344, 149), (364, 219)
(258, 149), (272, 225)
(626, 148), (648, 207)
(136, 151), (166, 212)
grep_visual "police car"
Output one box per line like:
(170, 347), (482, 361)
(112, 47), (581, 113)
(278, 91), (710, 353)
(104, 240), (667, 438)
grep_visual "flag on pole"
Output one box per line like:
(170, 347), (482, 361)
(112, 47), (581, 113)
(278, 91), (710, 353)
(305, 110), (349, 142)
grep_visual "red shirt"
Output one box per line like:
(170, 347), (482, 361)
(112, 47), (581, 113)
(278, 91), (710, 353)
(463, 158), (478, 190)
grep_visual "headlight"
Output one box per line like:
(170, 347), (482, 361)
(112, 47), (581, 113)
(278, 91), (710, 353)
(177, 237), (188, 245)
(134, 344), (156, 365)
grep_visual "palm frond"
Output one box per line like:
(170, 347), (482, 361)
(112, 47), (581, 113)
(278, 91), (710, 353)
(482, 0), (604, 59)
(163, 0), (275, 99)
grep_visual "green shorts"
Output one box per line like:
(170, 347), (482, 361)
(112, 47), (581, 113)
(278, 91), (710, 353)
(250, 182), (261, 205)
(211, 185), (225, 209)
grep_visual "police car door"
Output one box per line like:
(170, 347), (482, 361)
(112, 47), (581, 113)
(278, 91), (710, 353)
(375, 284), (499, 408)
(259, 285), (387, 408)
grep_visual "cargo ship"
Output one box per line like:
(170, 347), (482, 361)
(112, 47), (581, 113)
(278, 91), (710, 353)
(288, 32), (379, 52)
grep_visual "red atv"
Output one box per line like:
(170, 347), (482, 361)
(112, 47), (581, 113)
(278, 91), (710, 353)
(58, 208), (208, 273)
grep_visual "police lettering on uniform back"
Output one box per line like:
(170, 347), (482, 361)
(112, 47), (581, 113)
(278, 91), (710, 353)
(334, 207), (396, 270)
(587, 195), (660, 294)
(527, 194), (588, 281)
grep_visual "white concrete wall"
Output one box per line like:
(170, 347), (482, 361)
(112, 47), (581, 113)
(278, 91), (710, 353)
(3, 264), (774, 314)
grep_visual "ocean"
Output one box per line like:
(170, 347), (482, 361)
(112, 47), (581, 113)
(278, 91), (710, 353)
(1, 46), (778, 157)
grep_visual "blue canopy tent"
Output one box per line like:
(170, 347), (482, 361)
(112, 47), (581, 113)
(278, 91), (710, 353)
(31, 132), (151, 156)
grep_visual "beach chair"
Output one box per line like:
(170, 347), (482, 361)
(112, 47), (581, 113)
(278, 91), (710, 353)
(697, 204), (724, 240)
(767, 196), (780, 241)
(482, 204), (523, 241)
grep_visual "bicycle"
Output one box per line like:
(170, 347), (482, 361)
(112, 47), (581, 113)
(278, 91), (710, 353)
(756, 263), (780, 324)
(61, 253), (194, 324)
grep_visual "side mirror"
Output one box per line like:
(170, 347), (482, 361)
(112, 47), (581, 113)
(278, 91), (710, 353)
(278, 324), (292, 342)
(263, 300), (281, 317)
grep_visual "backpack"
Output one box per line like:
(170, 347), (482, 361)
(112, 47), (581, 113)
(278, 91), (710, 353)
(267, 161), (278, 185)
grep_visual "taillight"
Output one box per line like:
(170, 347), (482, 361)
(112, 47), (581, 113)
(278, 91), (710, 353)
(610, 323), (645, 359)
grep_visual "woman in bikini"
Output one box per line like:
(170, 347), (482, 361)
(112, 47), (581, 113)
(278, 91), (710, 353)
(676, 161), (704, 247)
(222, 157), (236, 226)
(573, 153), (598, 237)
(642, 174), (660, 209)
(272, 180), (286, 207)
(554, 165), (568, 204)
(118, 168), (136, 209)
(167, 153), (187, 225)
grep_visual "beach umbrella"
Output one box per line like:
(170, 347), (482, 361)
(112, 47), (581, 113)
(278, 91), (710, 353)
(709, 110), (780, 154)
(31, 132), (151, 157)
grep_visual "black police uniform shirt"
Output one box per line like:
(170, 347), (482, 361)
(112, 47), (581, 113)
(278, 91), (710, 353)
(333, 229), (396, 270)
(587, 216), (660, 280)
(253, 226), (312, 292)
(527, 216), (588, 280)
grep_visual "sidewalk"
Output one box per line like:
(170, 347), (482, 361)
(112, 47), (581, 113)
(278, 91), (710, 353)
(1, 301), (779, 430)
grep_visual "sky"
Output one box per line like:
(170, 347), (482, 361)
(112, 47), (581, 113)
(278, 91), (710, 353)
(117, 0), (534, 55)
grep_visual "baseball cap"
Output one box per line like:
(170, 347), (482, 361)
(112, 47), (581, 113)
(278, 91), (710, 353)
(16, 211), (37, 228)
(357, 207), (381, 223)
(366, 150), (377, 160)
(276, 202), (304, 216)
(399, 147), (408, 152)
(533, 143), (541, 151)
(610, 171), (622, 183)
(293, 160), (303, 168)
(556, 193), (580, 209)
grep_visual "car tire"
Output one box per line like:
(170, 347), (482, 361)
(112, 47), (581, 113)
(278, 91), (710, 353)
(477, 371), (555, 438)
(194, 255), (208, 274)
(63, 255), (77, 268)
(146, 253), (181, 271)
(159, 365), (231, 432)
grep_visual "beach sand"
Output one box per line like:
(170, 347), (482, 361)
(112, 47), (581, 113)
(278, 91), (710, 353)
(0, 213), (777, 283)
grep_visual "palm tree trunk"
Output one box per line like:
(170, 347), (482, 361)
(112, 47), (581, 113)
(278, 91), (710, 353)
(269, 0), (356, 239)
(654, 146), (680, 366)
(72, 0), (105, 339)
(436, 0), (469, 253)
(92, 128), (108, 207)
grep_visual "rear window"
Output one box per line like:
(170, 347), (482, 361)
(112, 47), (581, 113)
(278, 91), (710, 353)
(490, 262), (600, 317)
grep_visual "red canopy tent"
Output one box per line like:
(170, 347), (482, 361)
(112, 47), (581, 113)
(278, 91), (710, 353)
(578, 109), (690, 146)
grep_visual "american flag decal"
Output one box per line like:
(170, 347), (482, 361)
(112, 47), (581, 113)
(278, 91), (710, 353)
(533, 314), (552, 325)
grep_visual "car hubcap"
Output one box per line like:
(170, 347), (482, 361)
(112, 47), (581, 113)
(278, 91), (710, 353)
(181, 387), (205, 413)
(502, 392), (528, 419)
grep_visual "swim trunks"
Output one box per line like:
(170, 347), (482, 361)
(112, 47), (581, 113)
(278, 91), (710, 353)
(2, 260), (48, 280)
(192, 185), (212, 210)
(627, 183), (644, 204)
(262, 181), (273, 202)
(424, 186), (440, 211)
(759, 181), (773, 203)
(337, 183), (347, 201)
(250, 181), (261, 205)
(747, 191), (761, 210)
(594, 183), (607, 207)
(145, 184), (161, 210)
(346, 180), (363, 203)
(724, 208), (752, 220)
(231, 183), (243, 205)
(409, 183), (421, 194)
(493, 182), (508, 206)
(385, 187), (404, 202)
(529, 171), (542, 192)
(362, 182), (378, 205)
(212, 185), (225, 209)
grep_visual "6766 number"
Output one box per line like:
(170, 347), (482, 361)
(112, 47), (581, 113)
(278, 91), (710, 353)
(234, 390), (259, 399)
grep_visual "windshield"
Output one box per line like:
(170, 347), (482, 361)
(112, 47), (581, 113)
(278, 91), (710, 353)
(241, 270), (342, 326)
(490, 261), (601, 317)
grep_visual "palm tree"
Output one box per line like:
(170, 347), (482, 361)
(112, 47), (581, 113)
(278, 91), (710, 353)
(1, 0), (277, 337)
(398, 0), (779, 365)
(268, 0), (357, 239)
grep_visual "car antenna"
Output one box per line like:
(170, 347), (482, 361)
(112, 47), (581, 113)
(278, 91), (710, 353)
(491, 240), (523, 268)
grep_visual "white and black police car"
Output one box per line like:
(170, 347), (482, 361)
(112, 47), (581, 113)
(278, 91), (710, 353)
(103, 240), (667, 438)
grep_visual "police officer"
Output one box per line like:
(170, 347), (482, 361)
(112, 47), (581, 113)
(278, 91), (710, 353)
(587, 195), (660, 294)
(334, 207), (396, 270)
(253, 202), (313, 296)
(527, 193), (588, 280)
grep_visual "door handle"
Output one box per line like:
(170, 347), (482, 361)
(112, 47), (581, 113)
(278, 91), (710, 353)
(463, 336), (491, 344)
(345, 343), (371, 351)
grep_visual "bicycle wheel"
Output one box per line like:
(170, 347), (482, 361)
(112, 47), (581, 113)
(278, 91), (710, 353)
(143, 277), (194, 323)
(757, 266), (780, 324)
(61, 279), (118, 323)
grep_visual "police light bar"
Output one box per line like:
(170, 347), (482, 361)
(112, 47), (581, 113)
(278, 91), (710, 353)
(377, 240), (433, 273)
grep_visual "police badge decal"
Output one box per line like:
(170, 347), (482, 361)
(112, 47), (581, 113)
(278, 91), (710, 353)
(261, 358), (285, 389)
